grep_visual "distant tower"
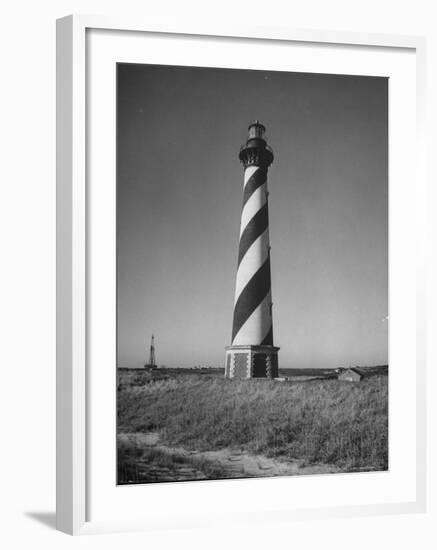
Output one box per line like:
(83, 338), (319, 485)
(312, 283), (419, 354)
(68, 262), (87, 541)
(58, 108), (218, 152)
(145, 334), (157, 369)
(225, 121), (279, 378)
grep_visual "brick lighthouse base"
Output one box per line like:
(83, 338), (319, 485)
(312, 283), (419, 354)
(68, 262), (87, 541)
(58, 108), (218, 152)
(224, 345), (280, 379)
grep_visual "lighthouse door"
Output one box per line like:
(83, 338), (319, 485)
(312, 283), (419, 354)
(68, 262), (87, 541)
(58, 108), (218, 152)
(253, 354), (268, 378)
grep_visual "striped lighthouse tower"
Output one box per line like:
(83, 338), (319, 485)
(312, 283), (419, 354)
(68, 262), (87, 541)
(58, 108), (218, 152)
(225, 121), (279, 379)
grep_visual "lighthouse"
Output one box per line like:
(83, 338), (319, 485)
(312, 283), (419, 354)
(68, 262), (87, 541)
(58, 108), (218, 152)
(225, 121), (279, 379)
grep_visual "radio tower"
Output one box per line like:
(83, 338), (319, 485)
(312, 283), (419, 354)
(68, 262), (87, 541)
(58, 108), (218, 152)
(225, 121), (279, 378)
(145, 334), (157, 369)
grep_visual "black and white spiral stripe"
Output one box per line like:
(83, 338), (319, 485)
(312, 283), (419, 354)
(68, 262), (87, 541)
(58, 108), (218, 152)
(231, 165), (273, 346)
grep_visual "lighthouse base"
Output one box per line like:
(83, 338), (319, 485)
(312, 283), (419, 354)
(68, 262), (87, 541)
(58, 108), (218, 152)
(224, 345), (280, 379)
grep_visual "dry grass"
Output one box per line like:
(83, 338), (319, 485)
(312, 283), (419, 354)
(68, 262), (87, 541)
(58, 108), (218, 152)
(118, 374), (388, 471)
(117, 437), (232, 483)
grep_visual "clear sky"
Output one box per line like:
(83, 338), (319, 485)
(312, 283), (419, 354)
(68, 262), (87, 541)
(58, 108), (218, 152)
(117, 63), (388, 369)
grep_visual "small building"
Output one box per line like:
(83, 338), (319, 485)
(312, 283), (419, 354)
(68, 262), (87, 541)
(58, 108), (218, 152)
(338, 368), (363, 382)
(144, 363), (158, 371)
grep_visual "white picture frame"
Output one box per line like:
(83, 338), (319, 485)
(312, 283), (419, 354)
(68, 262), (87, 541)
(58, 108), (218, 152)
(56, 14), (427, 535)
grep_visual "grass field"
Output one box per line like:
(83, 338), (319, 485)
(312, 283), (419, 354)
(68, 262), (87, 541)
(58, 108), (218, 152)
(117, 370), (388, 483)
(117, 437), (231, 484)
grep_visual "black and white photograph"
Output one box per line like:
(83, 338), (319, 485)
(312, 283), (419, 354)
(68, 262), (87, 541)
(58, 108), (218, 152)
(116, 62), (388, 484)
(1, 0), (434, 544)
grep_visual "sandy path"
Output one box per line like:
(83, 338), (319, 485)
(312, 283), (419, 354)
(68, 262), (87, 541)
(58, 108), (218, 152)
(119, 432), (340, 478)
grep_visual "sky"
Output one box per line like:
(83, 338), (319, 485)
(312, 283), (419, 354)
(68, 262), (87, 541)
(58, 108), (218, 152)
(117, 63), (388, 369)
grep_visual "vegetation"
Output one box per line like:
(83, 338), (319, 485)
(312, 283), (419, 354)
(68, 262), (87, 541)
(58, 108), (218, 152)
(118, 373), (388, 472)
(118, 436), (232, 484)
